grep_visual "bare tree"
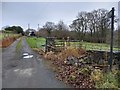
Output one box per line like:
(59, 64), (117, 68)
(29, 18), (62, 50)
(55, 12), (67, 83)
(55, 20), (69, 39)
(43, 22), (55, 37)
(69, 19), (81, 40)
(91, 9), (110, 43)
(87, 12), (94, 42)
(70, 9), (111, 43)
(70, 11), (88, 41)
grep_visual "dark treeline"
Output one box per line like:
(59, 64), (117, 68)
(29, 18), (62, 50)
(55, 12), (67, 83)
(3, 26), (24, 34)
(70, 9), (111, 43)
(37, 8), (118, 45)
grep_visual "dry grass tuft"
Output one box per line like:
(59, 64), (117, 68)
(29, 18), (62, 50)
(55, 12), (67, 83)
(57, 47), (86, 60)
(44, 51), (57, 60)
(42, 47), (86, 63)
(33, 48), (45, 55)
(0, 35), (21, 48)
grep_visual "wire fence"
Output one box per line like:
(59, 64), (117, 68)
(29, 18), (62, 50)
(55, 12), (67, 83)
(44, 37), (120, 53)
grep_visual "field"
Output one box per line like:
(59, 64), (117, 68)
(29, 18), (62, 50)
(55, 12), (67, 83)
(0, 33), (3, 40)
(0, 33), (9, 40)
(0, 32), (20, 40)
(26, 37), (45, 48)
(26, 37), (120, 51)
(0, 32), (21, 48)
(71, 41), (120, 51)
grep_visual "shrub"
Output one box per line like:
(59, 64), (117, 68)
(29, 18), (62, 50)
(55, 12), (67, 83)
(78, 66), (91, 75)
(60, 47), (86, 58)
(90, 69), (103, 82)
(115, 70), (120, 88)
(44, 51), (57, 60)
(101, 72), (118, 88)
(33, 48), (45, 55)
(91, 69), (119, 88)
(1, 35), (21, 48)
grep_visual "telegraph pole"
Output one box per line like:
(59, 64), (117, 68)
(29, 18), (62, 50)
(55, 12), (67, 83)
(38, 24), (40, 30)
(109, 7), (114, 71)
(28, 24), (30, 29)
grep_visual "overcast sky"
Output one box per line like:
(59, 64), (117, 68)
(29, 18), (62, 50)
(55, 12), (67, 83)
(1, 2), (119, 31)
(118, 2), (120, 27)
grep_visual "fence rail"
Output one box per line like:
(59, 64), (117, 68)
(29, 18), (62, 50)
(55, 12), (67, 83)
(45, 37), (120, 52)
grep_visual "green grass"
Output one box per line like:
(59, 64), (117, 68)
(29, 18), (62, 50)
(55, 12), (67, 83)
(94, 70), (120, 88)
(26, 37), (120, 51)
(0, 33), (8, 40)
(26, 37), (45, 48)
(0, 33), (3, 40)
(16, 37), (22, 52)
(70, 41), (120, 51)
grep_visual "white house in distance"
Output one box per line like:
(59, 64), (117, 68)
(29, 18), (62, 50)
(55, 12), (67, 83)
(25, 28), (36, 36)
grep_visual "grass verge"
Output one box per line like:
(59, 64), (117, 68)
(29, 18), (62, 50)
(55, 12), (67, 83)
(91, 69), (120, 88)
(26, 37), (45, 48)
(16, 37), (22, 52)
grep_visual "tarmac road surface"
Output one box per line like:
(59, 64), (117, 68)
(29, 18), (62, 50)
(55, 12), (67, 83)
(2, 37), (69, 88)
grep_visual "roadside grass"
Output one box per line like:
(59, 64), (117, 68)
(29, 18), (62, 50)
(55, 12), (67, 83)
(0, 33), (3, 40)
(26, 37), (45, 48)
(0, 32), (20, 40)
(91, 70), (120, 88)
(16, 37), (22, 52)
(0, 33), (7, 40)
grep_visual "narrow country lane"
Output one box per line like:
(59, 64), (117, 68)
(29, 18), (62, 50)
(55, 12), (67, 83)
(2, 37), (69, 88)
